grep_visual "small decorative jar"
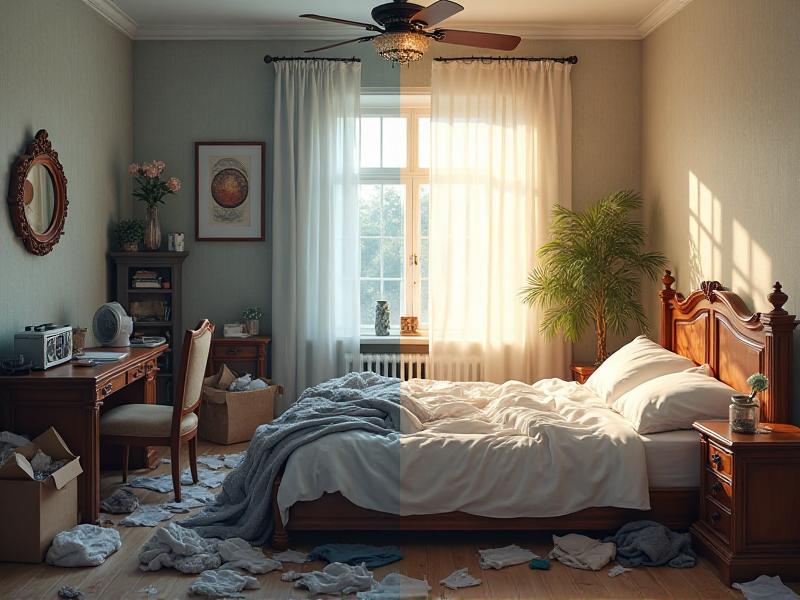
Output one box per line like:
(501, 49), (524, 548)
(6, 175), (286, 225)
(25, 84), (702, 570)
(375, 300), (390, 336)
(729, 394), (760, 434)
(72, 327), (87, 357)
(245, 319), (259, 336)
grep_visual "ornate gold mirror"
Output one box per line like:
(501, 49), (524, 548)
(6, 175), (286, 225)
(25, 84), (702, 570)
(8, 130), (68, 255)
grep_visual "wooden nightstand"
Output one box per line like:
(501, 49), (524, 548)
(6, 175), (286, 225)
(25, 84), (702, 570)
(570, 364), (597, 384)
(206, 336), (270, 379)
(691, 420), (800, 585)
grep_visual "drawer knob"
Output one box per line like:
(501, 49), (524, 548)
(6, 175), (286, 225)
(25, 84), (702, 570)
(226, 348), (239, 355)
(711, 453), (722, 467)
(711, 511), (721, 523)
(711, 482), (723, 494)
(101, 382), (114, 396)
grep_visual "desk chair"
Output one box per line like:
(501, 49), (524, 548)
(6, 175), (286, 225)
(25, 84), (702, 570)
(100, 319), (214, 501)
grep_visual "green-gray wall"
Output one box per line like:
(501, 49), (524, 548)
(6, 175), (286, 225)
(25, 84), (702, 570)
(0, 0), (133, 354)
(133, 39), (643, 362)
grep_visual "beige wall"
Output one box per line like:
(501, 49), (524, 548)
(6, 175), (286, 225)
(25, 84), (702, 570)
(0, 0), (133, 354)
(642, 0), (800, 416)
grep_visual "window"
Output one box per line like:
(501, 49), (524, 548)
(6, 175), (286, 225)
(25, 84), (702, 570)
(359, 94), (430, 333)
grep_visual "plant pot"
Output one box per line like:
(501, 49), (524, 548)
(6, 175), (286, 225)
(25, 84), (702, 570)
(144, 205), (161, 251)
(244, 319), (259, 336)
(122, 242), (139, 252)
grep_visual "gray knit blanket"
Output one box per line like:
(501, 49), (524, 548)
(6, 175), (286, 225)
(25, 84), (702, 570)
(182, 372), (404, 545)
(603, 520), (696, 568)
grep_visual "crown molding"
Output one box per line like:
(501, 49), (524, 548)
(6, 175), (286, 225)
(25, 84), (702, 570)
(81, 0), (137, 38)
(637, 0), (694, 37)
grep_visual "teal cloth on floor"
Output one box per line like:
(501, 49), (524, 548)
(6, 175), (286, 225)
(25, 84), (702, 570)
(529, 558), (551, 570)
(308, 544), (403, 568)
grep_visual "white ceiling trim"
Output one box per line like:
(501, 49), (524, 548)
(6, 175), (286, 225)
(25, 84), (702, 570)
(636, 0), (694, 37)
(81, 0), (137, 38)
(81, 0), (693, 41)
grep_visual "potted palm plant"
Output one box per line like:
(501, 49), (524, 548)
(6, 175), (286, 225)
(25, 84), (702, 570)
(521, 190), (667, 365)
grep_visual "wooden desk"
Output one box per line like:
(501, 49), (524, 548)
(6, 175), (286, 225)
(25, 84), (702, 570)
(0, 345), (166, 523)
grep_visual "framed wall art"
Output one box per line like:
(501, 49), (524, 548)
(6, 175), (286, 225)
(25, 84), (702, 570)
(195, 141), (265, 241)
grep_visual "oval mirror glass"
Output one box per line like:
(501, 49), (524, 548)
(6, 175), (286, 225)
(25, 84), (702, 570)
(23, 163), (56, 234)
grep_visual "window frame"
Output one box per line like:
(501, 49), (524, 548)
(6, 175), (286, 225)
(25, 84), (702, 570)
(359, 91), (430, 334)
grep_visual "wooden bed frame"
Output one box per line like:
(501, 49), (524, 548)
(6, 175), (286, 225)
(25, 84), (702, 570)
(270, 272), (797, 549)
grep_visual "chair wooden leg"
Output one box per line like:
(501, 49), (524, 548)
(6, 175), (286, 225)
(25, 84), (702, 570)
(121, 445), (130, 484)
(188, 436), (199, 484)
(171, 441), (182, 502)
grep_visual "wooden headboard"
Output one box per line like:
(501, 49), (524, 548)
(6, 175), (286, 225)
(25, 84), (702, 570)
(658, 271), (797, 423)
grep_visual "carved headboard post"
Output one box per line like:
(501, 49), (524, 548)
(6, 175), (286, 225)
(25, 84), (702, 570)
(659, 270), (677, 350)
(759, 282), (798, 424)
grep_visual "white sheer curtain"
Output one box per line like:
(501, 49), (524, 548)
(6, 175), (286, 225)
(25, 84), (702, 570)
(271, 60), (361, 410)
(429, 60), (573, 383)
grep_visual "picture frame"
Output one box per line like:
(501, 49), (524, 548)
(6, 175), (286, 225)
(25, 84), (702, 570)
(195, 141), (265, 241)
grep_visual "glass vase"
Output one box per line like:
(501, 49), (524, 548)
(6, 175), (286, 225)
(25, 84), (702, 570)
(375, 300), (390, 336)
(729, 394), (760, 434)
(144, 205), (161, 251)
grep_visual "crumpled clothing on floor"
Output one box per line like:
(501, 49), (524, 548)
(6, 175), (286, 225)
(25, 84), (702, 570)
(57, 586), (84, 599)
(272, 549), (309, 563)
(46, 524), (122, 567)
(603, 520), (696, 568)
(548, 534), (616, 571)
(163, 487), (216, 513)
(733, 575), (800, 600)
(217, 537), (282, 574)
(440, 567), (482, 590)
(139, 523), (221, 573)
(357, 572), (431, 599)
(121, 505), (174, 527)
(294, 562), (375, 595)
(188, 568), (260, 598)
(309, 543), (403, 568)
(478, 544), (537, 570)
(223, 453), (245, 469)
(608, 564), (633, 577)
(197, 455), (226, 470)
(100, 488), (140, 514)
(128, 468), (226, 493)
(281, 570), (303, 582)
(138, 585), (158, 597)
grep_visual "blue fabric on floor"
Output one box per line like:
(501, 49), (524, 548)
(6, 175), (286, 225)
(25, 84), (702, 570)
(308, 543), (403, 568)
(603, 520), (696, 568)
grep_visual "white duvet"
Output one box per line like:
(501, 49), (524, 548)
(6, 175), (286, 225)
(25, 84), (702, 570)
(277, 378), (650, 524)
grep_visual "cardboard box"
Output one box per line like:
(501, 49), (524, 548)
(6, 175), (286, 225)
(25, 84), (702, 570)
(0, 428), (82, 563)
(199, 372), (280, 444)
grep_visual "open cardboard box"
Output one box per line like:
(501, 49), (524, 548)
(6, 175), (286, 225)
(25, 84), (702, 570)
(0, 427), (82, 563)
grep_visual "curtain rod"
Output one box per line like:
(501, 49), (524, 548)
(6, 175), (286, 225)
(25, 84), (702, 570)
(434, 55), (578, 64)
(264, 55), (360, 64)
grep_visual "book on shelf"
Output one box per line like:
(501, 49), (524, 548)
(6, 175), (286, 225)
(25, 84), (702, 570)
(132, 280), (162, 288)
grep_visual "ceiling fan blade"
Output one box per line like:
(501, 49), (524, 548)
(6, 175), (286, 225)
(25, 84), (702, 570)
(305, 36), (377, 53)
(410, 0), (463, 28)
(435, 29), (521, 51)
(300, 14), (381, 32)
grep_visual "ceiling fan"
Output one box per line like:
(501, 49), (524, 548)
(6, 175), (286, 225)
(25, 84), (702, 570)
(300, 0), (521, 64)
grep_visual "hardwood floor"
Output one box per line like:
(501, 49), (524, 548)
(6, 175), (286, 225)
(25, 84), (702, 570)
(0, 441), (787, 599)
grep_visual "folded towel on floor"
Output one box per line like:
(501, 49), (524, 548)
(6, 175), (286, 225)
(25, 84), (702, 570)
(548, 534), (616, 571)
(309, 543), (403, 568)
(478, 544), (537, 569)
(603, 520), (695, 568)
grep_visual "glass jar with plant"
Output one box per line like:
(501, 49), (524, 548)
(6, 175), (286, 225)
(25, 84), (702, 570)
(521, 190), (667, 365)
(242, 307), (263, 336)
(114, 218), (144, 252)
(128, 160), (182, 251)
(730, 373), (768, 434)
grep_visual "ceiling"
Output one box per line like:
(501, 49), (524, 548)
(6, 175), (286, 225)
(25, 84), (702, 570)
(87, 0), (692, 40)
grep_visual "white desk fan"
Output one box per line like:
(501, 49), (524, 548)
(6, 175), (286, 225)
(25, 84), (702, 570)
(93, 302), (133, 346)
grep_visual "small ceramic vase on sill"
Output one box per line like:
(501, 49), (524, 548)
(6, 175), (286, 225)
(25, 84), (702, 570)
(375, 300), (390, 336)
(144, 205), (161, 251)
(730, 394), (760, 433)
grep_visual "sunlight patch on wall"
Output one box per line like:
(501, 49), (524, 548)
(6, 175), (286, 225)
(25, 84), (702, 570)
(688, 171), (722, 287)
(732, 218), (772, 304)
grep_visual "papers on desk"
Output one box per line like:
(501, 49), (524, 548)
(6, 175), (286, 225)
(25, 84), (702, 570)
(80, 351), (129, 362)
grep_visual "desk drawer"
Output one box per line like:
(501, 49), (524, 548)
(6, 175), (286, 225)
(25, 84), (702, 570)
(707, 443), (733, 479)
(127, 363), (146, 384)
(212, 345), (258, 359)
(97, 372), (126, 401)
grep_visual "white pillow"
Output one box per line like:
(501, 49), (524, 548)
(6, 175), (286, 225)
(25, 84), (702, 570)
(585, 335), (696, 405)
(613, 371), (735, 434)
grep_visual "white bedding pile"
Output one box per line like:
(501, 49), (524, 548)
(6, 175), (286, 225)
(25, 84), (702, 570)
(278, 377), (650, 521)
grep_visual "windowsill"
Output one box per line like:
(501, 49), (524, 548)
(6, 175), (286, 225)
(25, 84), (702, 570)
(360, 334), (429, 353)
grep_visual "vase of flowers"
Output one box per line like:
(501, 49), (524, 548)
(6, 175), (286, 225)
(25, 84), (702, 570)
(128, 160), (182, 251)
(114, 218), (144, 252)
(242, 307), (263, 336)
(730, 373), (769, 434)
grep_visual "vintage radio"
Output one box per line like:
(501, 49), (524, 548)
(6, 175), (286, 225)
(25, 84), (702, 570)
(14, 324), (73, 370)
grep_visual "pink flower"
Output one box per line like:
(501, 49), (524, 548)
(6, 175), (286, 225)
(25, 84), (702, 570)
(128, 162), (140, 175)
(155, 160), (166, 174)
(167, 177), (182, 193)
(143, 162), (159, 178)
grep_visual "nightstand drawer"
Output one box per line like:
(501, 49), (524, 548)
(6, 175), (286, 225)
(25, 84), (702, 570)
(704, 498), (731, 543)
(704, 468), (732, 510)
(706, 443), (733, 479)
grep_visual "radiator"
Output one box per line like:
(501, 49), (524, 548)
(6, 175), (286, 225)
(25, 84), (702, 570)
(345, 352), (483, 382)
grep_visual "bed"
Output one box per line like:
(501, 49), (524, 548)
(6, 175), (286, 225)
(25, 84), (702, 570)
(270, 273), (796, 549)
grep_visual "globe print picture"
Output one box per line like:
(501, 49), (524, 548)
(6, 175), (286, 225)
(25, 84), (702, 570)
(211, 167), (249, 208)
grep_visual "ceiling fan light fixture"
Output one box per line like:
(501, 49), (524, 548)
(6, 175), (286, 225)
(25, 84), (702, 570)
(373, 31), (429, 64)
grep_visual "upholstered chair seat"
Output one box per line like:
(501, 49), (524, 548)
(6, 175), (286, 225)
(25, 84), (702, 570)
(100, 405), (198, 438)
